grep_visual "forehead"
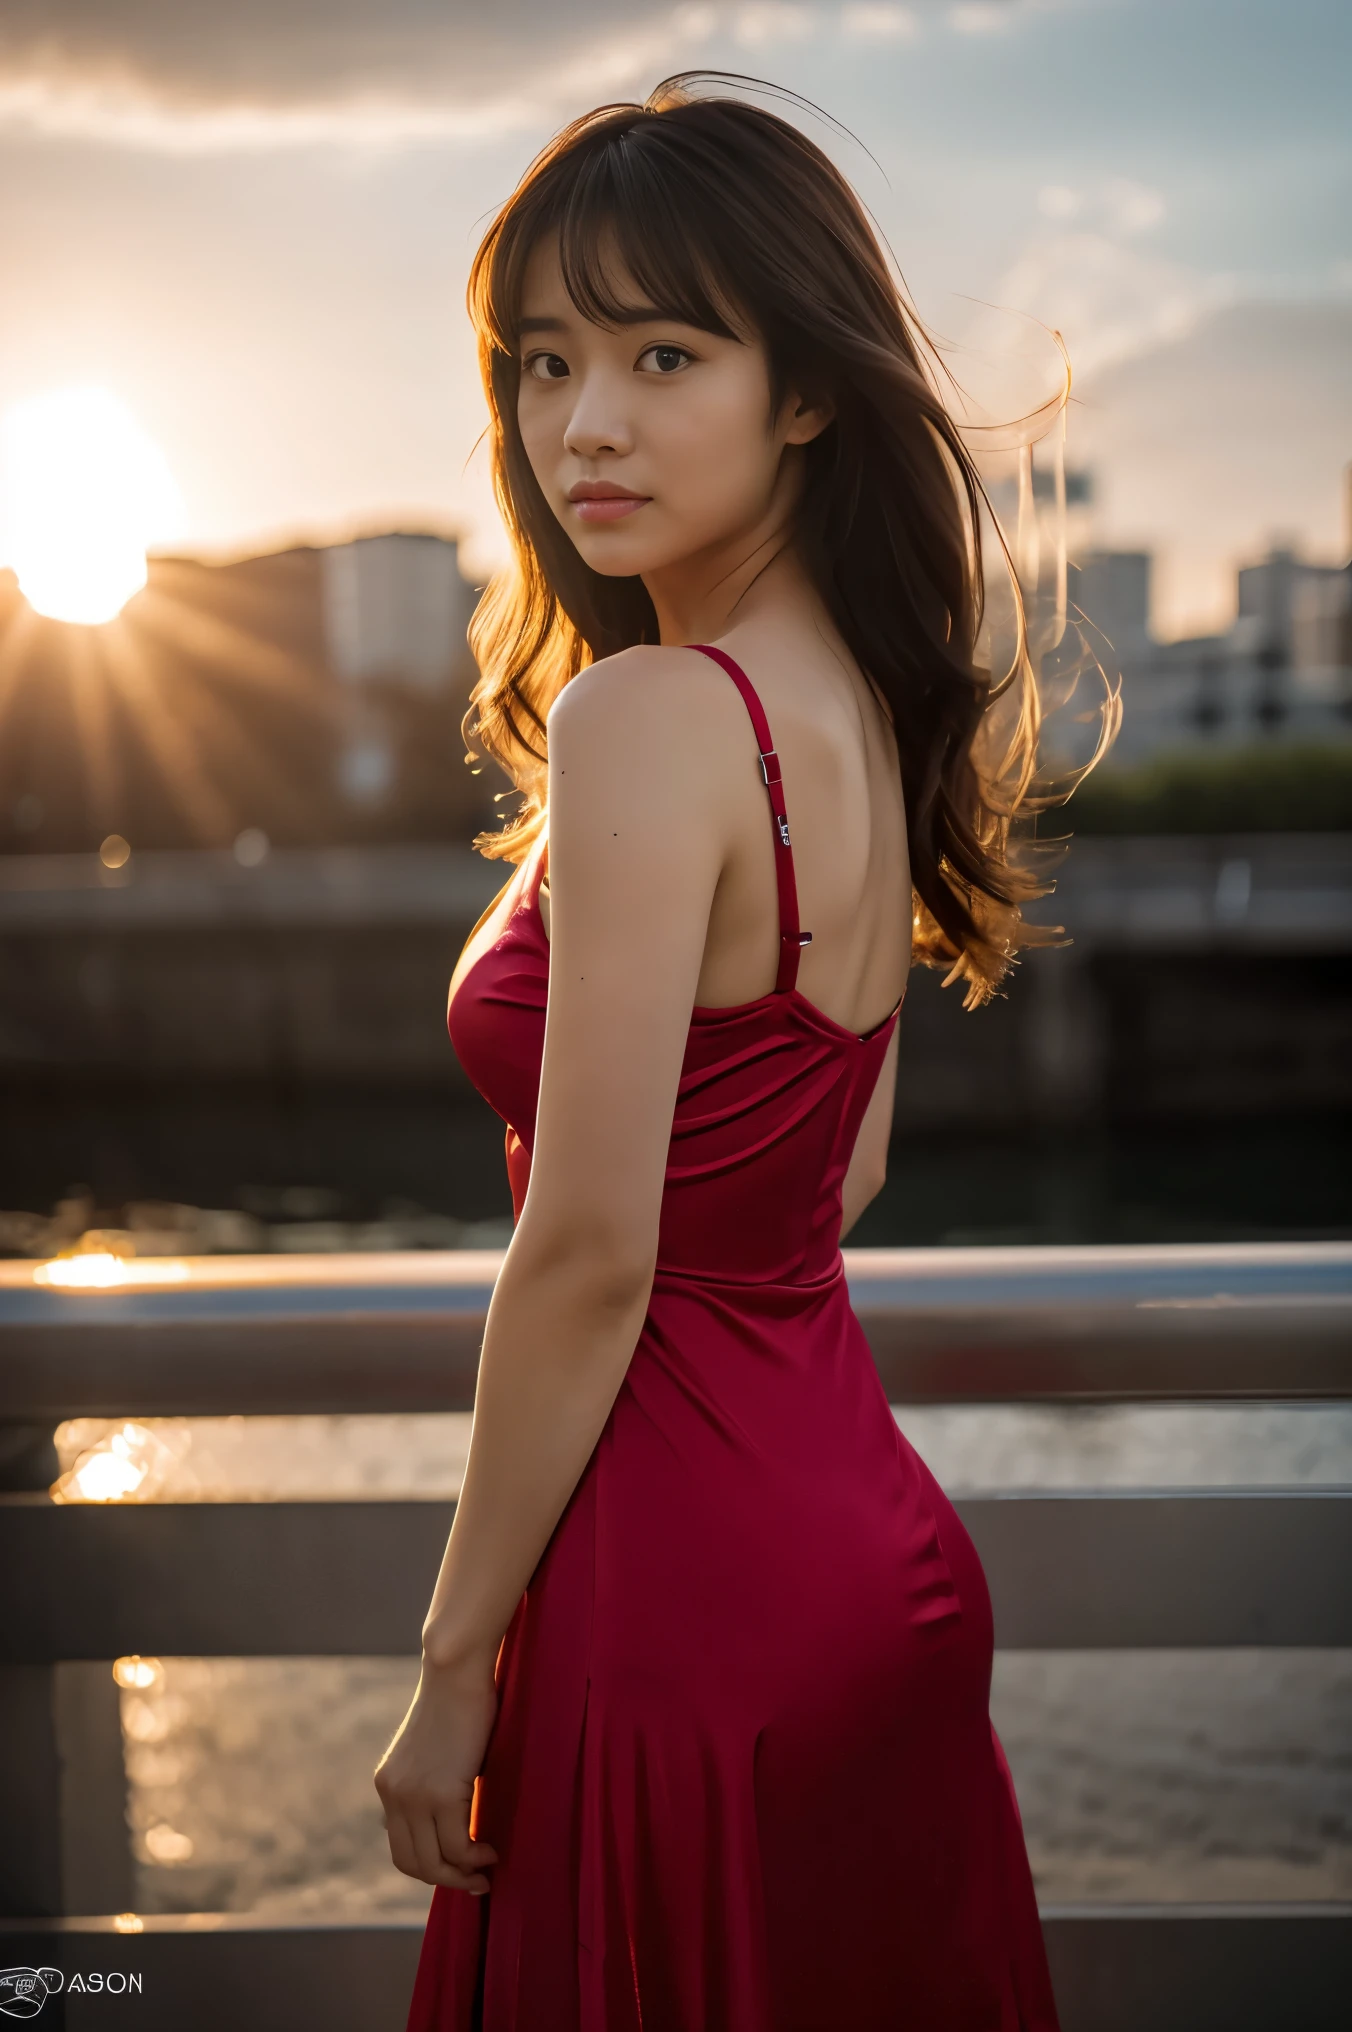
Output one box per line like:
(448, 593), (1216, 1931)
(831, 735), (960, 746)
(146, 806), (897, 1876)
(517, 234), (661, 331)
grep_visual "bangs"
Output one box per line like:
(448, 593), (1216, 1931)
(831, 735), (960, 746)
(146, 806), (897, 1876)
(479, 118), (749, 352)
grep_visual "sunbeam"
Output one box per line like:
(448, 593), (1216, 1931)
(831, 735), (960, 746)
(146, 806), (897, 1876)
(93, 615), (242, 844)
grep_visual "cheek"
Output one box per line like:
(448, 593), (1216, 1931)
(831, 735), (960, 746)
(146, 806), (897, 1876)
(654, 372), (777, 506)
(516, 394), (562, 485)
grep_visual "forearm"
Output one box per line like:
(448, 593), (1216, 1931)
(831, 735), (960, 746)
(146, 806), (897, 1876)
(839, 1172), (883, 1242)
(419, 1224), (653, 1669)
(839, 1189), (870, 1242)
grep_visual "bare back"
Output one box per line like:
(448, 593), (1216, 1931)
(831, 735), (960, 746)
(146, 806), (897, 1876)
(692, 618), (910, 1036)
(538, 617), (911, 1042)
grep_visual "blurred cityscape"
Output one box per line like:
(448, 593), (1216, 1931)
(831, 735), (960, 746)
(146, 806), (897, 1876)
(0, 9), (1346, 1992)
(1, 495), (1349, 1252)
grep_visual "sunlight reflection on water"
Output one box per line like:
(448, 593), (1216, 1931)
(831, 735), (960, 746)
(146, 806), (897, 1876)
(47, 1407), (1352, 1917)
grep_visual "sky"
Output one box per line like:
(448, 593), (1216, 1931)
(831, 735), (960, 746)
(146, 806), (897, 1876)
(0, 0), (1348, 639)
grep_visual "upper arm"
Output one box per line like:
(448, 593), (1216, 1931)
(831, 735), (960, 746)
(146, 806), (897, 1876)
(516, 650), (732, 1272)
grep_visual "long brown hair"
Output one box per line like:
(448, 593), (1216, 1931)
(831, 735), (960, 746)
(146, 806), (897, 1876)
(463, 76), (1088, 1005)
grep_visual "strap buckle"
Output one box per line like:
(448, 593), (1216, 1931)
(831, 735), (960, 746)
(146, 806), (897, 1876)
(758, 749), (781, 788)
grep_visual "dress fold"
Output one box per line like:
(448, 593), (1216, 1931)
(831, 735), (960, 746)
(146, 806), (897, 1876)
(412, 759), (1061, 2028)
(577, 1691), (770, 2032)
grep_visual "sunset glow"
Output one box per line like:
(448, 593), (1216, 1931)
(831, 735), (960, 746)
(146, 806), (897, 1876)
(65, 1439), (148, 1503)
(0, 386), (182, 624)
(50, 1418), (192, 1507)
(34, 1251), (191, 1289)
(114, 1656), (164, 1691)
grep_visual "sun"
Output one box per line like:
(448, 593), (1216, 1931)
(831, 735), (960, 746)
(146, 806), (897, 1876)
(0, 386), (183, 625)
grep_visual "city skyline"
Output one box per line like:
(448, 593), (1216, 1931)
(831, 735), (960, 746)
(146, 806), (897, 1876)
(1, 0), (1349, 640)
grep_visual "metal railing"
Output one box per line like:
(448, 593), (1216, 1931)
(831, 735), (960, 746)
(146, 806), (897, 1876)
(2, 1242), (1349, 2031)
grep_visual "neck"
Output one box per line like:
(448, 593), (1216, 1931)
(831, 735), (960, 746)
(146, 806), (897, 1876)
(640, 459), (816, 646)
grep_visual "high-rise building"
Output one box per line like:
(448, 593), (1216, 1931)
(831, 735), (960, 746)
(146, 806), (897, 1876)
(1235, 548), (1351, 672)
(321, 533), (479, 693)
(1067, 551), (1153, 667)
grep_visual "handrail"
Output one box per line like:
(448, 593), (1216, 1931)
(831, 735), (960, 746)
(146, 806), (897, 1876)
(2, 1240), (1349, 2031)
(3, 1241), (1350, 1415)
(0, 1906), (1346, 2032)
(4, 1489), (1349, 1659)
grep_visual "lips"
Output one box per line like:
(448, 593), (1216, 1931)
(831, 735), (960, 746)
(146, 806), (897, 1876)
(567, 481), (650, 524)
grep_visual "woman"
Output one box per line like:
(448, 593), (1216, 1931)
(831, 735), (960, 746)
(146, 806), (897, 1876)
(377, 78), (1068, 2032)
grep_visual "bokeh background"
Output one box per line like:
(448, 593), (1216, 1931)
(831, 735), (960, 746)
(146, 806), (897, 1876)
(1, 0), (1349, 1250)
(1, 0), (1348, 1930)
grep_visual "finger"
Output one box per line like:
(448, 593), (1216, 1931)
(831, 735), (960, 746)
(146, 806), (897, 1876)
(433, 1801), (498, 1875)
(385, 1810), (488, 1892)
(411, 1807), (492, 1895)
(383, 1810), (425, 1882)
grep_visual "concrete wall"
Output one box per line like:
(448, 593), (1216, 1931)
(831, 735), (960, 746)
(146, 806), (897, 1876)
(1, 839), (1347, 1128)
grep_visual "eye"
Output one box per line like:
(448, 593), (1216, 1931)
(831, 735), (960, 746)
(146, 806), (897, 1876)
(637, 343), (692, 376)
(525, 352), (569, 381)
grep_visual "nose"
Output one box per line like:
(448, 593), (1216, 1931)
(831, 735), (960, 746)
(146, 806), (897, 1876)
(562, 368), (634, 462)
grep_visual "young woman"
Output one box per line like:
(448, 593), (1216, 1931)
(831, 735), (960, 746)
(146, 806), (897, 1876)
(377, 78), (1066, 2032)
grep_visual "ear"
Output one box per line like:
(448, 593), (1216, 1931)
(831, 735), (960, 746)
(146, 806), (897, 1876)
(781, 388), (835, 447)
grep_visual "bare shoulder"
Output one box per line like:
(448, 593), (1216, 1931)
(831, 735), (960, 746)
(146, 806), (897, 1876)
(543, 648), (743, 894)
(547, 644), (744, 759)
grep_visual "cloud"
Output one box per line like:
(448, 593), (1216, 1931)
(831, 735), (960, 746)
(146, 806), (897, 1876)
(840, 4), (921, 38)
(1070, 300), (1352, 635)
(948, 3), (1014, 31)
(732, 4), (817, 46)
(974, 179), (1233, 386)
(946, 0), (1074, 33)
(0, 1), (1106, 152)
(993, 231), (1236, 381)
(1101, 177), (1166, 235)
(0, 2), (664, 104)
(1037, 179), (1165, 233)
(0, 3), (725, 152)
(1037, 183), (1080, 221)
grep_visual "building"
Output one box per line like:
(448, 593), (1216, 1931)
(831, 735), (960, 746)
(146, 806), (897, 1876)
(1067, 551), (1152, 667)
(318, 533), (482, 808)
(1068, 543), (1352, 768)
(0, 531), (496, 855)
(1234, 548), (1352, 677)
(321, 533), (479, 693)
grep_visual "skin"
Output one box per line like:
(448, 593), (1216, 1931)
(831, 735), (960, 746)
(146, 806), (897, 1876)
(374, 238), (911, 1896)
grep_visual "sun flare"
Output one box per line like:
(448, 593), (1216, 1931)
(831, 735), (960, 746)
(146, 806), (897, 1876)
(0, 386), (182, 625)
(33, 1251), (191, 1290)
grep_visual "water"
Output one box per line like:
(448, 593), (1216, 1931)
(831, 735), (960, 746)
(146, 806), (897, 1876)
(52, 1405), (1352, 1919)
(6, 1108), (1349, 1255)
(853, 1117), (1352, 1248)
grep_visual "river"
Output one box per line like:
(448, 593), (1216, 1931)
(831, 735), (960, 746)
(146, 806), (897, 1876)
(51, 1401), (1352, 1920)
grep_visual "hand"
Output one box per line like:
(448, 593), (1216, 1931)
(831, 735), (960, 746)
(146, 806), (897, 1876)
(374, 1650), (501, 1893)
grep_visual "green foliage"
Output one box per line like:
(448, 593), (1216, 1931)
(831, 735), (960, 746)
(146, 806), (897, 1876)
(1067, 742), (1352, 834)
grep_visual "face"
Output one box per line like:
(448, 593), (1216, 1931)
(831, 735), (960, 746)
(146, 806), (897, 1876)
(513, 237), (831, 580)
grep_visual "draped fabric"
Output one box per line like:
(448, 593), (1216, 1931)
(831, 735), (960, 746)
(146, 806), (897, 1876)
(407, 653), (1058, 2032)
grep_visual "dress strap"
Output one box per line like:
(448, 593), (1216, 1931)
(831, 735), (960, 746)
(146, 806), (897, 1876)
(687, 643), (811, 995)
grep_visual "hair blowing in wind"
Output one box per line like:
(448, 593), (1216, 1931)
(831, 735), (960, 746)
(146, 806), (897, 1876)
(461, 75), (1113, 1006)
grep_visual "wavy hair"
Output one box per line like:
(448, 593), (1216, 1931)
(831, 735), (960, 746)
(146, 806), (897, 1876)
(462, 76), (1101, 1004)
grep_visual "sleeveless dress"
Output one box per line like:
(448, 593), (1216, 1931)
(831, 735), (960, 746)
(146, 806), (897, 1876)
(406, 645), (1059, 2032)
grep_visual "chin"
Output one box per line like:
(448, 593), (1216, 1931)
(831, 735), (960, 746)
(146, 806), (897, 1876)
(570, 535), (677, 580)
(582, 550), (655, 580)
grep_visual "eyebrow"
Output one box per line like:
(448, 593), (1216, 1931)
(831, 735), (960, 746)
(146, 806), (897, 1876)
(515, 305), (690, 339)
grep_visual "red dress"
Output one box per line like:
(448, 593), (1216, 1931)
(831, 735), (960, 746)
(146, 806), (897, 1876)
(407, 645), (1059, 2031)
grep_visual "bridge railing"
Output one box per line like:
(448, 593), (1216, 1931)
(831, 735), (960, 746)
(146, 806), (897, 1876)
(2, 1241), (1349, 2032)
